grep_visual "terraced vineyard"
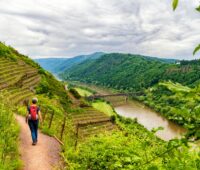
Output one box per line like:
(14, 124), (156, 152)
(0, 51), (118, 153)
(68, 90), (117, 139)
(0, 57), (41, 105)
(0, 46), (43, 170)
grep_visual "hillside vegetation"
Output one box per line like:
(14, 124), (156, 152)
(61, 53), (200, 92)
(0, 42), (43, 169)
(0, 97), (21, 170)
(139, 81), (200, 138)
(0, 42), (71, 169)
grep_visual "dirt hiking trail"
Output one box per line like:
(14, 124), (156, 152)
(15, 114), (61, 170)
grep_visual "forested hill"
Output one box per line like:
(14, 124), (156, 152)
(35, 52), (104, 74)
(61, 53), (200, 91)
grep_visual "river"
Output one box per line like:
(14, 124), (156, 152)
(73, 82), (187, 141)
(115, 101), (186, 141)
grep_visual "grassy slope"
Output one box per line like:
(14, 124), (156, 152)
(92, 101), (115, 116)
(74, 87), (92, 97)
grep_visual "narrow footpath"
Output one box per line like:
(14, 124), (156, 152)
(15, 114), (61, 170)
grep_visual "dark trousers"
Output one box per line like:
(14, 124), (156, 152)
(28, 119), (39, 143)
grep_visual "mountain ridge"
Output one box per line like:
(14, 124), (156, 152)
(35, 52), (178, 75)
(35, 52), (105, 73)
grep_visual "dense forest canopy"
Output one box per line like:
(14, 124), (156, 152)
(61, 53), (200, 92)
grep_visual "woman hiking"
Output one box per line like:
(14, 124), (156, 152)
(26, 98), (42, 145)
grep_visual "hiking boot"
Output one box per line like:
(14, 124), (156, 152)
(32, 142), (37, 145)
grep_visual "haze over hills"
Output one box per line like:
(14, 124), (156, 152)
(35, 52), (104, 74)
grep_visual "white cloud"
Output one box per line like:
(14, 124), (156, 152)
(0, 0), (199, 59)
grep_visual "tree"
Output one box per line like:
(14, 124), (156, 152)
(172, 0), (200, 55)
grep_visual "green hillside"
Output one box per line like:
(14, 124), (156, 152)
(0, 42), (71, 169)
(61, 53), (172, 91)
(61, 53), (200, 91)
(0, 43), (42, 169)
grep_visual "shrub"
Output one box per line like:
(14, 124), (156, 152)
(79, 99), (90, 108)
(69, 88), (81, 99)
(110, 115), (116, 123)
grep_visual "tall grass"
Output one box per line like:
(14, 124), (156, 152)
(0, 95), (21, 170)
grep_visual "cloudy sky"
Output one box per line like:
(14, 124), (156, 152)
(0, 0), (199, 59)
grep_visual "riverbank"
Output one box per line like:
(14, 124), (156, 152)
(49, 79), (200, 169)
(69, 83), (187, 141)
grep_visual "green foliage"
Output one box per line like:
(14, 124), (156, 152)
(38, 68), (47, 75)
(0, 42), (41, 68)
(62, 53), (174, 92)
(36, 73), (70, 110)
(141, 81), (200, 139)
(92, 100), (116, 116)
(36, 77), (51, 94)
(69, 88), (81, 99)
(172, 1), (200, 55)
(196, 5), (200, 12)
(193, 44), (200, 55)
(68, 82), (96, 94)
(62, 53), (200, 92)
(66, 115), (200, 170)
(17, 106), (27, 116)
(79, 99), (90, 108)
(0, 42), (17, 61)
(0, 96), (21, 170)
(110, 115), (116, 123)
(74, 87), (92, 97)
(172, 0), (179, 11)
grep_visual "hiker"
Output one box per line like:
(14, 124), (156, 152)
(26, 98), (42, 145)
